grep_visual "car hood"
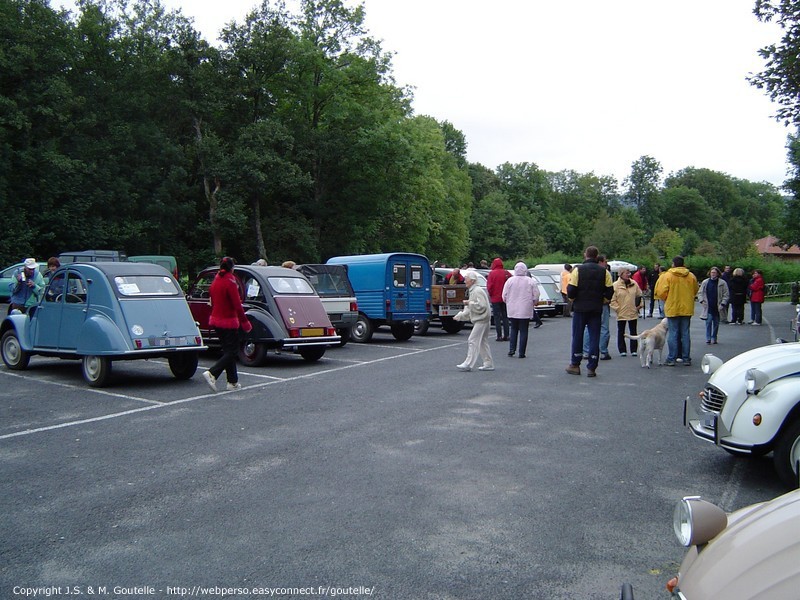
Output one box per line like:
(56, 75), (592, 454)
(707, 343), (800, 398)
(678, 489), (800, 599)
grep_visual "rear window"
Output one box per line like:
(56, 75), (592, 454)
(267, 276), (315, 295)
(113, 275), (181, 296)
(305, 272), (353, 297)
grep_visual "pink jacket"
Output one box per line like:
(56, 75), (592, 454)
(502, 262), (540, 319)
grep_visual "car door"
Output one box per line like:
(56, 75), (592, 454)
(57, 271), (88, 351)
(185, 270), (217, 334)
(389, 258), (428, 318)
(30, 271), (67, 348)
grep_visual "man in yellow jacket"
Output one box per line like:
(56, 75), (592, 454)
(654, 256), (699, 366)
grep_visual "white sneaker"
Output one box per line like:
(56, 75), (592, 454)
(456, 363), (471, 371)
(202, 371), (217, 392)
(478, 365), (495, 371)
(227, 382), (243, 391)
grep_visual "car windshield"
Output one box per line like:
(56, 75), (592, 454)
(267, 276), (315, 295)
(113, 275), (181, 297)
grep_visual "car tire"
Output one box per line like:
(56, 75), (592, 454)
(336, 328), (351, 347)
(350, 315), (373, 343)
(82, 355), (112, 387)
(413, 318), (430, 336)
(441, 316), (464, 334)
(238, 341), (267, 367)
(168, 352), (198, 380)
(1, 329), (30, 370)
(299, 346), (325, 362)
(390, 322), (414, 341)
(773, 418), (800, 488)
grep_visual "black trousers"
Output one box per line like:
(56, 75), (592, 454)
(209, 327), (240, 384)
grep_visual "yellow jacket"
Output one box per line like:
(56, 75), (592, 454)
(610, 278), (642, 321)
(654, 267), (699, 317)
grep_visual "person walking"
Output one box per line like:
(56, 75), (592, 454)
(655, 256), (699, 366)
(748, 269), (765, 325)
(728, 268), (748, 325)
(566, 246), (613, 378)
(8, 258), (45, 314)
(698, 267), (730, 344)
(610, 268), (642, 356)
(202, 257), (253, 392)
(560, 264), (573, 317)
(456, 271), (493, 371)
(486, 257), (511, 341)
(647, 263), (662, 317)
(502, 262), (539, 359)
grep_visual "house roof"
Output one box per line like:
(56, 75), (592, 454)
(754, 235), (800, 256)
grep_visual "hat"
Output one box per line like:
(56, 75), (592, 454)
(24, 258), (37, 269)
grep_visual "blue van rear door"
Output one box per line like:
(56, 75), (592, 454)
(389, 258), (428, 318)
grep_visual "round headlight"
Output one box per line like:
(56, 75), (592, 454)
(745, 368), (769, 394)
(673, 496), (728, 547)
(701, 354), (723, 375)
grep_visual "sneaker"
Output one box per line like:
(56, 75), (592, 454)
(586, 369), (596, 378)
(478, 365), (495, 371)
(631, 352), (637, 357)
(533, 322), (542, 329)
(456, 363), (471, 372)
(202, 370), (217, 392)
(600, 354), (612, 361)
(565, 364), (581, 376)
(227, 382), (243, 391)
(665, 361), (676, 367)
(683, 361), (692, 367)
(518, 354), (526, 359)
(508, 351), (515, 357)
(620, 352), (627, 357)
(582, 354), (589, 359)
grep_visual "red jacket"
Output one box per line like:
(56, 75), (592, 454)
(748, 274), (765, 303)
(209, 270), (252, 331)
(631, 269), (648, 291)
(486, 258), (511, 303)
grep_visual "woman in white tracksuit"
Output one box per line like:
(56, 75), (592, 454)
(456, 271), (494, 371)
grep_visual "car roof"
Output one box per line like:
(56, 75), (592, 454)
(65, 262), (171, 277)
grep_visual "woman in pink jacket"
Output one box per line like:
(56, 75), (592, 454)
(502, 262), (540, 359)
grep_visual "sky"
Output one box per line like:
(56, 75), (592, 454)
(55, 0), (793, 187)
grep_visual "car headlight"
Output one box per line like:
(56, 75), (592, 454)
(673, 496), (727, 547)
(745, 368), (769, 394)
(701, 354), (723, 375)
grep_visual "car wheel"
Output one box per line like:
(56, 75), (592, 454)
(350, 315), (373, 343)
(773, 418), (800, 488)
(441, 316), (464, 334)
(336, 328), (350, 347)
(82, 355), (112, 387)
(1, 330), (30, 370)
(238, 341), (267, 367)
(413, 318), (430, 335)
(391, 322), (414, 341)
(299, 346), (325, 362)
(168, 352), (198, 380)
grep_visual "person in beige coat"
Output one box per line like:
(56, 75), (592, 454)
(610, 268), (643, 356)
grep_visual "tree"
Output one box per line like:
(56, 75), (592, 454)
(781, 129), (800, 247)
(719, 218), (754, 262)
(650, 229), (683, 259)
(623, 155), (663, 231)
(583, 212), (637, 258)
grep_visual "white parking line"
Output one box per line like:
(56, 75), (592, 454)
(0, 370), (160, 404)
(0, 342), (461, 440)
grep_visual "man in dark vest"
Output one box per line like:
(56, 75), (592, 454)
(566, 246), (613, 377)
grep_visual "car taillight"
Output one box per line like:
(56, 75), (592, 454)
(288, 328), (301, 338)
(195, 336), (202, 345)
(327, 327), (336, 336)
(350, 301), (358, 311)
(134, 339), (143, 349)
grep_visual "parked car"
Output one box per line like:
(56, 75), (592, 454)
(186, 265), (339, 366)
(622, 489), (800, 598)
(294, 264), (358, 346)
(684, 342), (800, 487)
(128, 255), (179, 279)
(0, 261), (50, 302)
(58, 249), (127, 263)
(327, 253), (431, 343)
(529, 268), (567, 315)
(0, 262), (205, 387)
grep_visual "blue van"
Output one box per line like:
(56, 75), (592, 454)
(326, 253), (431, 342)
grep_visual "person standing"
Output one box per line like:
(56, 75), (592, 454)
(202, 257), (253, 392)
(655, 256), (699, 366)
(560, 264), (573, 317)
(502, 262), (539, 359)
(486, 257), (511, 341)
(582, 255), (612, 360)
(698, 266), (730, 344)
(748, 269), (765, 325)
(720, 265), (733, 323)
(456, 271), (493, 371)
(8, 258), (45, 314)
(728, 268), (748, 325)
(566, 246), (613, 378)
(610, 268), (642, 356)
(631, 265), (648, 319)
(647, 263), (661, 317)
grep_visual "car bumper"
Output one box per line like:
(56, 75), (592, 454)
(683, 395), (755, 454)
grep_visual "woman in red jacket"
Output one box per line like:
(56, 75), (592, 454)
(202, 257), (253, 392)
(748, 269), (765, 325)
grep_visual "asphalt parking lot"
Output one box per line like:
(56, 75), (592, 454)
(1, 303), (795, 599)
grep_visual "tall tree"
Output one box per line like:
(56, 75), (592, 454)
(623, 155), (663, 232)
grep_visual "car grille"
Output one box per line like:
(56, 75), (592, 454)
(701, 384), (726, 413)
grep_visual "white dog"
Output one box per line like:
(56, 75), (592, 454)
(625, 318), (668, 368)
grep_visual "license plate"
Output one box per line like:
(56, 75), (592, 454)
(301, 328), (324, 337)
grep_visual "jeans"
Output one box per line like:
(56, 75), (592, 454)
(667, 316), (691, 363)
(209, 327), (240, 384)
(509, 318), (530, 356)
(750, 302), (763, 324)
(617, 319), (638, 353)
(491, 301), (509, 339)
(705, 310), (720, 342)
(583, 304), (609, 356)
(572, 311), (601, 371)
